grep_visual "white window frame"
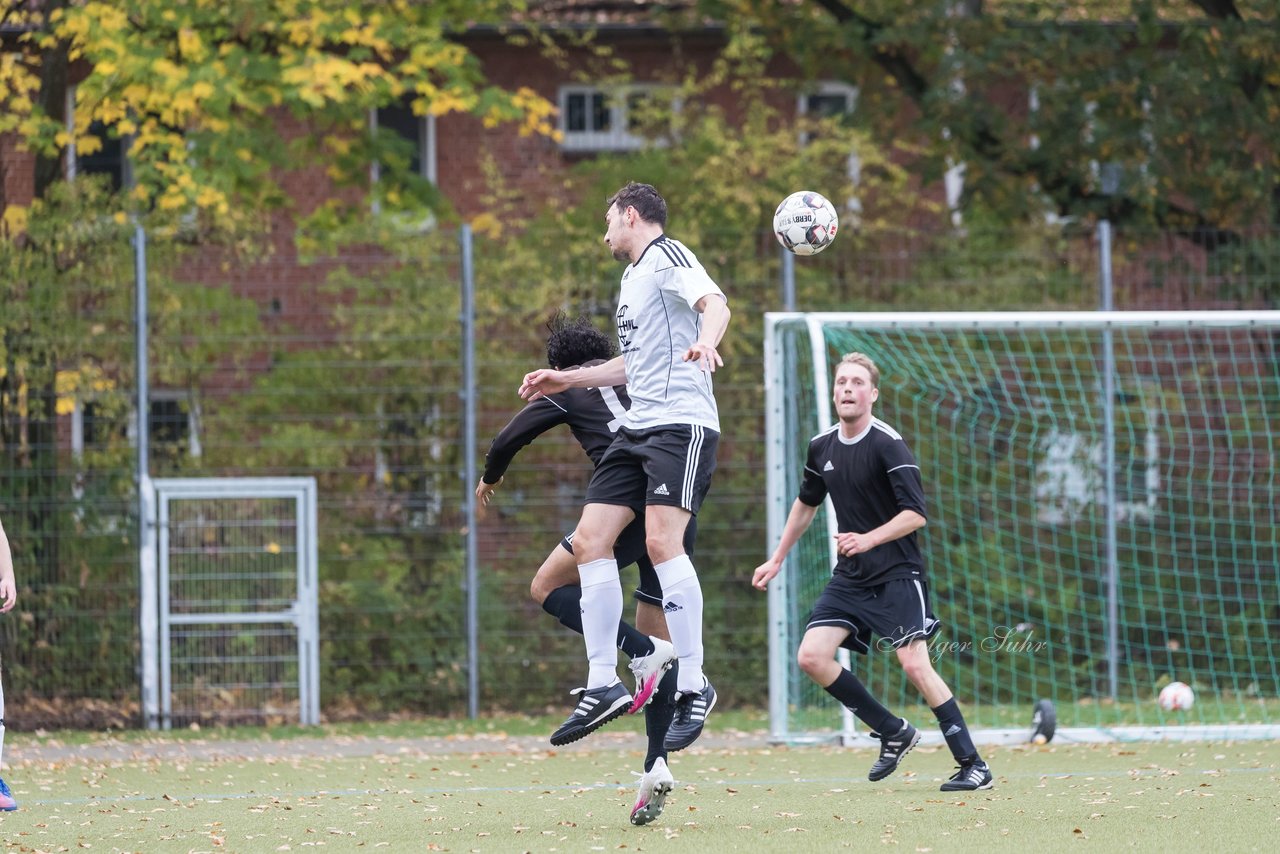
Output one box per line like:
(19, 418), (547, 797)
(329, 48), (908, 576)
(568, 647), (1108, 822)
(65, 84), (132, 187)
(557, 84), (675, 152)
(796, 81), (858, 125)
(123, 391), (202, 459)
(797, 81), (862, 217)
(369, 105), (438, 214)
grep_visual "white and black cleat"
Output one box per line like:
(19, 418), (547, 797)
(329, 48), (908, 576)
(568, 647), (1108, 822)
(940, 760), (994, 792)
(868, 720), (921, 781)
(662, 680), (716, 751)
(549, 681), (632, 746)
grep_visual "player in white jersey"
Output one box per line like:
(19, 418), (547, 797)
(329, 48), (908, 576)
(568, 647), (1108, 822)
(520, 182), (730, 751)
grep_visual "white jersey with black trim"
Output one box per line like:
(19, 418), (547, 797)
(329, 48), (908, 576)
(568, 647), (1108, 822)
(614, 234), (726, 431)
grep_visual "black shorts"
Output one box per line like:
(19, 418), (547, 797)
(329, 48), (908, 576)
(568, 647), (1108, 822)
(561, 516), (699, 607)
(584, 425), (719, 515)
(806, 576), (941, 654)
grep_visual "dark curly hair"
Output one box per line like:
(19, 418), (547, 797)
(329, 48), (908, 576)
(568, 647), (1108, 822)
(545, 311), (617, 369)
(606, 182), (668, 228)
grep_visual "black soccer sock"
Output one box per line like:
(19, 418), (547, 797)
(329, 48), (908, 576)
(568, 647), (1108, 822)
(644, 664), (679, 771)
(824, 670), (900, 736)
(540, 584), (654, 659)
(931, 697), (980, 763)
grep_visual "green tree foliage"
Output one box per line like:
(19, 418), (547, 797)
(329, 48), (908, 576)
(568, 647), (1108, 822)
(700, 0), (1280, 235)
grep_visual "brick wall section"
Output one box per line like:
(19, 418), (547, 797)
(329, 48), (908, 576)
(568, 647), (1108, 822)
(441, 32), (804, 215)
(1, 133), (36, 210)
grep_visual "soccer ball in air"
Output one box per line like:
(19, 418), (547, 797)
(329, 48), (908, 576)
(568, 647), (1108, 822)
(1158, 681), (1195, 711)
(773, 191), (839, 256)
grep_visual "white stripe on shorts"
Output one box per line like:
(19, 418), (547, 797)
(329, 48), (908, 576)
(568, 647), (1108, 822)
(682, 426), (704, 509)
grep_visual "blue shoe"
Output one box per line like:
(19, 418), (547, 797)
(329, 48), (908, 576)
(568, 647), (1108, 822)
(0, 778), (17, 811)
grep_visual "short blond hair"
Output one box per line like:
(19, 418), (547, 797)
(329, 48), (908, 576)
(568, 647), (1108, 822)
(837, 352), (880, 388)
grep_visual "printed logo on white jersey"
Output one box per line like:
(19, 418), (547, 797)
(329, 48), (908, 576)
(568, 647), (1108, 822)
(616, 304), (639, 350)
(823, 460), (835, 472)
(653, 483), (670, 496)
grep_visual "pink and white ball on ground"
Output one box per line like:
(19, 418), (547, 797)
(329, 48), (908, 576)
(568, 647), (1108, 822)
(1158, 681), (1195, 711)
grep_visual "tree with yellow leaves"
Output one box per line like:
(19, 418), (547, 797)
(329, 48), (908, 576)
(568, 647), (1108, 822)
(0, 0), (554, 232)
(0, 1), (557, 666)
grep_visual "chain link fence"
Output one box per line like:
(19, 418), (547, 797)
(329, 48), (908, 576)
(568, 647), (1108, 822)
(2, 223), (1277, 727)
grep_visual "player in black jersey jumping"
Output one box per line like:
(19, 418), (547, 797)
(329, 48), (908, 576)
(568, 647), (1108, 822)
(477, 312), (687, 825)
(752, 352), (993, 792)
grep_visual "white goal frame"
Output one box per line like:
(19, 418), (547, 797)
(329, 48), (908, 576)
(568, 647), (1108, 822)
(764, 310), (1280, 746)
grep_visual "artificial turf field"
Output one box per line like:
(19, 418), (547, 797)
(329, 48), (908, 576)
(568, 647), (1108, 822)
(0, 717), (1276, 852)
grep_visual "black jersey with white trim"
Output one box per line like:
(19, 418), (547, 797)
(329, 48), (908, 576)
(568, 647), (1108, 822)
(482, 359), (630, 483)
(796, 417), (928, 586)
(614, 234), (726, 432)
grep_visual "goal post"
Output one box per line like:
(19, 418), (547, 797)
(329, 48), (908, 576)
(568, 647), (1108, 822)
(765, 311), (1280, 745)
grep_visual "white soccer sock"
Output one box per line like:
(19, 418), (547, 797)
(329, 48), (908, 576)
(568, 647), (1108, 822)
(655, 555), (705, 693)
(578, 558), (624, 689)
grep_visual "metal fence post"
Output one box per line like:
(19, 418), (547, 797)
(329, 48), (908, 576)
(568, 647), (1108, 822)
(460, 225), (479, 719)
(1098, 219), (1119, 701)
(780, 246), (796, 312)
(135, 224), (159, 730)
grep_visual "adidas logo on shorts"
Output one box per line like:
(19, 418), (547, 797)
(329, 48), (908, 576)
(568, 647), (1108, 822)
(653, 483), (670, 496)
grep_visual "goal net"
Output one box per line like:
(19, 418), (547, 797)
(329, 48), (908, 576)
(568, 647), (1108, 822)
(765, 311), (1280, 744)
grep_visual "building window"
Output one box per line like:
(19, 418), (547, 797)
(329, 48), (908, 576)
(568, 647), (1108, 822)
(558, 85), (674, 152)
(373, 101), (437, 181)
(799, 82), (857, 121)
(797, 82), (862, 217)
(66, 86), (130, 189)
(140, 392), (202, 466)
(370, 100), (438, 217)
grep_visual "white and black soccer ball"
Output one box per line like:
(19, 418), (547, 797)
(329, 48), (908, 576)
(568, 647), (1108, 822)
(773, 190), (839, 256)
(1157, 681), (1195, 711)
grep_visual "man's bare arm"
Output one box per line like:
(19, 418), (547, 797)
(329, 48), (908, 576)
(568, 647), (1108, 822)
(519, 356), (627, 400)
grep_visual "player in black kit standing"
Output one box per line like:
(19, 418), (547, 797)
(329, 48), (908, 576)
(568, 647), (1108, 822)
(751, 352), (993, 792)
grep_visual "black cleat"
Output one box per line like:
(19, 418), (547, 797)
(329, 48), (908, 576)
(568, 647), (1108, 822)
(662, 680), (717, 751)
(549, 682), (632, 746)
(867, 721), (920, 781)
(940, 760), (994, 792)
